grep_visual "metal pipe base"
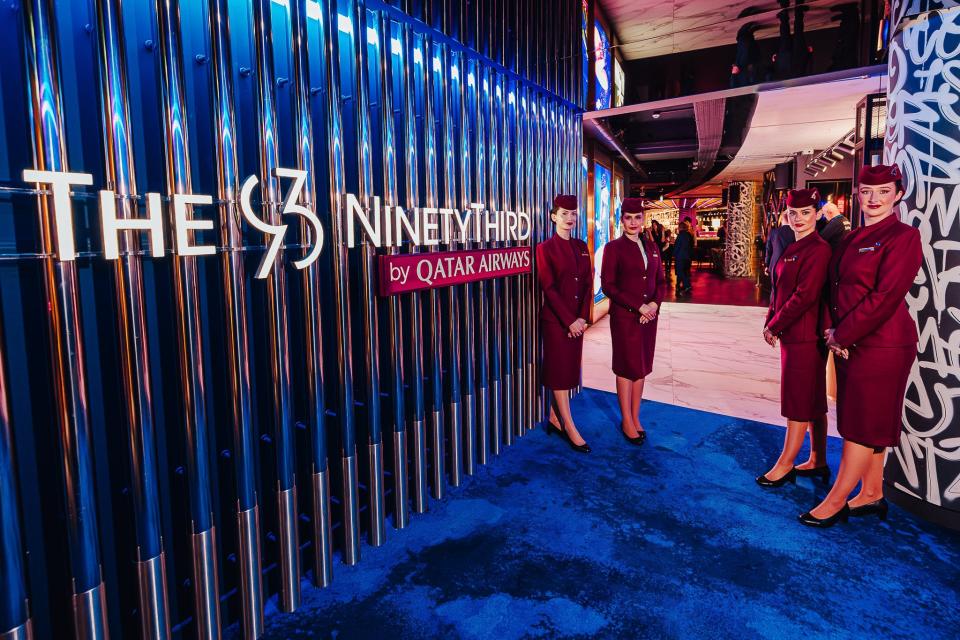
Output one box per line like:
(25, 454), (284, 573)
(237, 506), (264, 639)
(447, 400), (462, 487)
(368, 442), (386, 546)
(477, 386), (489, 466)
(462, 392), (476, 476)
(491, 380), (502, 456)
(72, 581), (109, 640)
(410, 418), (428, 513)
(503, 373), (514, 447)
(0, 620), (33, 640)
(342, 454), (361, 565)
(136, 552), (171, 640)
(311, 469), (333, 588)
(277, 487), (301, 612)
(190, 527), (222, 639)
(392, 430), (410, 528)
(430, 408), (444, 500)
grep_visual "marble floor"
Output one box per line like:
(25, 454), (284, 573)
(583, 303), (839, 435)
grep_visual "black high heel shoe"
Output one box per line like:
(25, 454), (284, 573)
(620, 424), (646, 446)
(798, 504), (850, 528)
(546, 420), (591, 453)
(756, 467), (797, 488)
(848, 498), (888, 521)
(794, 465), (831, 484)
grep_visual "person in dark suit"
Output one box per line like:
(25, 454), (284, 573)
(673, 221), (694, 294)
(800, 164), (923, 527)
(758, 189), (832, 487)
(600, 198), (666, 445)
(816, 198), (851, 249)
(537, 194), (594, 453)
(765, 212), (795, 284)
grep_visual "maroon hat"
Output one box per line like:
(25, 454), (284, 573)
(553, 194), (577, 210)
(859, 163), (902, 186)
(785, 188), (820, 209)
(621, 197), (644, 214)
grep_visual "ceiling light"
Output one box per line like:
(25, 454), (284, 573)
(652, 111), (661, 119)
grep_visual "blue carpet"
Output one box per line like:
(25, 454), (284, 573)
(236, 388), (960, 639)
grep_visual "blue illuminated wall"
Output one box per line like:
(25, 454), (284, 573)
(593, 163), (611, 303)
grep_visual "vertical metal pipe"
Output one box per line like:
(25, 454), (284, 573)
(206, 0), (262, 634)
(438, 44), (462, 487)
(0, 323), (33, 640)
(455, 50), (476, 476)
(92, 0), (170, 636)
(525, 88), (536, 432)
(319, 0), (361, 564)
(377, 12), (409, 529)
(474, 62), (490, 464)
(401, 24), (428, 515)
(290, 0), (333, 587)
(154, 1), (219, 634)
(351, 0), (386, 548)
(513, 83), (526, 438)
(250, 0), (300, 612)
(21, 0), (108, 636)
(423, 36), (445, 499)
(487, 68), (503, 456)
(498, 75), (514, 449)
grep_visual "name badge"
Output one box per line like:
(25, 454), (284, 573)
(652, 253), (659, 258)
(784, 256), (798, 262)
(580, 252), (589, 256)
(858, 243), (880, 254)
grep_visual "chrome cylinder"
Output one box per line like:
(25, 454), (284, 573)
(410, 417), (428, 513)
(392, 430), (409, 528)
(0, 623), (32, 640)
(206, 0), (260, 632)
(277, 487), (300, 612)
(477, 386), (489, 465)
(237, 506), (264, 639)
(430, 407), (444, 499)
(342, 455), (361, 565)
(310, 470), (333, 587)
(136, 552), (171, 640)
(72, 582), (109, 640)
(456, 52), (476, 476)
(472, 58), (490, 467)
(190, 527), (221, 638)
(368, 442), (386, 546)
(290, 0), (332, 589)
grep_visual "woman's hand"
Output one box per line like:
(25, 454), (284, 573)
(824, 328), (850, 359)
(567, 318), (588, 338)
(642, 302), (659, 321)
(762, 327), (778, 347)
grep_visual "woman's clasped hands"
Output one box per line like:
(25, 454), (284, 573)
(567, 318), (588, 338)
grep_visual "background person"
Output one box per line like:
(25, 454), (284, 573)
(673, 221), (694, 294)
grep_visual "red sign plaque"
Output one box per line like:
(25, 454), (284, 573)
(378, 246), (532, 296)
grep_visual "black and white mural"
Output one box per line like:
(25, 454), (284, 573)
(886, 2), (960, 524)
(724, 181), (758, 278)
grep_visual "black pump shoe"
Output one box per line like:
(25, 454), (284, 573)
(756, 467), (797, 487)
(620, 424), (646, 446)
(848, 498), (888, 520)
(546, 420), (591, 453)
(794, 465), (831, 484)
(798, 504), (850, 528)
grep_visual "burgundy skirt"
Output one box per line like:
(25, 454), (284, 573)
(835, 345), (916, 448)
(541, 319), (583, 390)
(780, 341), (827, 421)
(610, 314), (658, 381)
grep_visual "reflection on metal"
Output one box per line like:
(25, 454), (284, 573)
(290, 0), (333, 590)
(237, 507), (264, 638)
(368, 442), (386, 546)
(136, 553), (171, 640)
(190, 528), (221, 638)
(499, 73), (515, 449)
(342, 455), (361, 565)
(487, 67), (503, 457)
(206, 0), (261, 632)
(277, 487), (300, 612)
(72, 583), (109, 640)
(251, 0), (300, 612)
(0, 325), (32, 640)
(310, 471), (333, 586)
(473, 58), (490, 466)
(392, 430), (410, 528)
(410, 418), (428, 513)
(155, 0), (218, 631)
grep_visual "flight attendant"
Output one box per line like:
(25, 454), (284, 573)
(537, 195), (593, 453)
(601, 198), (665, 445)
(758, 189), (832, 487)
(799, 164), (922, 527)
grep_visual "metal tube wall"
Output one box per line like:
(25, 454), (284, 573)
(290, 0), (333, 588)
(376, 12), (409, 529)
(250, 0), (300, 613)
(498, 74), (514, 448)
(485, 66), (502, 457)
(92, 0), (170, 636)
(21, 0), (109, 635)
(318, 0), (361, 566)
(400, 23), (428, 515)
(154, 1), (220, 635)
(206, 0), (263, 635)
(351, 0), (387, 549)
(473, 59), (490, 465)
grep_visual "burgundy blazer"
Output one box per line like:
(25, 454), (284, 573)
(536, 234), (592, 328)
(765, 232), (832, 343)
(600, 235), (665, 318)
(825, 214), (922, 348)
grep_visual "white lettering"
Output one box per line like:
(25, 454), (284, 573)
(22, 169), (94, 261)
(422, 207), (440, 246)
(416, 258), (434, 285)
(393, 205), (421, 245)
(99, 190), (166, 259)
(173, 193), (215, 256)
(240, 175), (286, 279)
(275, 168), (324, 269)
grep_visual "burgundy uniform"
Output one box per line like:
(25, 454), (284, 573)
(536, 234), (592, 390)
(601, 235), (665, 380)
